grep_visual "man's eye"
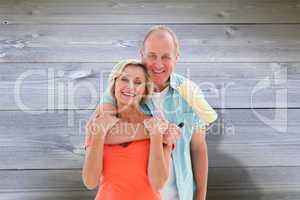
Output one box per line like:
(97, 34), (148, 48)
(148, 54), (156, 59)
(162, 56), (171, 60)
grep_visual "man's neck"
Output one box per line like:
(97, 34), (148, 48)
(154, 81), (170, 92)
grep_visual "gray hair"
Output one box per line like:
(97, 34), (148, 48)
(141, 25), (180, 55)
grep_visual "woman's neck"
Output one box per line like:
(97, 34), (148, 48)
(116, 103), (144, 123)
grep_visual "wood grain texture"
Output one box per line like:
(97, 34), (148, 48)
(1, 25), (300, 62)
(1, 189), (299, 200)
(0, 62), (299, 110)
(1, 0), (299, 199)
(207, 188), (300, 200)
(1, 0), (300, 24)
(0, 109), (299, 169)
(0, 191), (95, 200)
(0, 167), (299, 192)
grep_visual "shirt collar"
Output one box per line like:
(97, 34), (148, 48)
(144, 73), (179, 108)
(169, 72), (181, 89)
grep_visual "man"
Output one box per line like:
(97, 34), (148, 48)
(89, 25), (217, 200)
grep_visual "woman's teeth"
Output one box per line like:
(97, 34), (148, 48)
(122, 92), (135, 97)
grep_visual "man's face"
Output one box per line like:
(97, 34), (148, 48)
(141, 31), (178, 91)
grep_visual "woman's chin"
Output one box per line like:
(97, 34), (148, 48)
(118, 98), (137, 108)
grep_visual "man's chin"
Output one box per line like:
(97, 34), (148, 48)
(152, 77), (165, 84)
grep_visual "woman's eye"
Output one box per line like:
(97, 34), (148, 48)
(134, 81), (142, 85)
(121, 77), (129, 82)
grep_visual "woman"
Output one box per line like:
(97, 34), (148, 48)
(82, 59), (173, 200)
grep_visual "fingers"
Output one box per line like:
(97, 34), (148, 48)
(92, 113), (102, 123)
(86, 119), (98, 136)
(85, 108), (120, 142)
(168, 123), (182, 138)
(162, 123), (182, 145)
(143, 116), (169, 135)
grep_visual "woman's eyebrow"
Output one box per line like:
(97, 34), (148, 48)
(134, 77), (143, 81)
(120, 72), (130, 77)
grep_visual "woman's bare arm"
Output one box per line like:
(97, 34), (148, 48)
(82, 134), (105, 190)
(82, 114), (119, 190)
(145, 117), (171, 191)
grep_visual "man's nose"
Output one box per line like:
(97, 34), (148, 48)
(154, 57), (163, 68)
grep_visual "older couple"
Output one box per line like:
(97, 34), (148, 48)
(82, 26), (217, 200)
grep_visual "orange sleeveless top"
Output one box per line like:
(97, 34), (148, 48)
(95, 139), (161, 200)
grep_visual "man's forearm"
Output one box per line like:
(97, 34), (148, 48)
(104, 121), (149, 144)
(95, 103), (149, 144)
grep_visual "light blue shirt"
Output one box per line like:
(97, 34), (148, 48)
(151, 86), (179, 200)
(100, 72), (217, 200)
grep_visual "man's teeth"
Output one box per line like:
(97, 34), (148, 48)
(122, 92), (135, 97)
(153, 69), (164, 73)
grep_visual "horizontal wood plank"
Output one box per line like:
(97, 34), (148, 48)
(0, 190), (95, 200)
(0, 62), (299, 110)
(0, 190), (96, 200)
(0, 167), (299, 190)
(0, 109), (299, 169)
(1, 25), (300, 62)
(1, 188), (299, 200)
(1, 0), (300, 24)
(0, 188), (300, 200)
(207, 188), (300, 200)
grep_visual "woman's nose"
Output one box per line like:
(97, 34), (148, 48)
(127, 81), (135, 90)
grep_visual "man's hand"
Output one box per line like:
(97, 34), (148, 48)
(85, 113), (120, 140)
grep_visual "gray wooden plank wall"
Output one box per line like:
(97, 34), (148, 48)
(0, 0), (300, 199)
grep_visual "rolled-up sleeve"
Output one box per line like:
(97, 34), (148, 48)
(100, 87), (115, 105)
(191, 111), (206, 133)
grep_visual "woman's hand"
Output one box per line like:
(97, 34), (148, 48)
(163, 123), (182, 146)
(143, 116), (169, 137)
(144, 116), (170, 190)
(82, 113), (119, 190)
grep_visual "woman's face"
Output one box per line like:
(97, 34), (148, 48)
(114, 65), (147, 108)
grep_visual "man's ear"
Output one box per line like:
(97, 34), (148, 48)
(139, 48), (144, 58)
(175, 53), (179, 62)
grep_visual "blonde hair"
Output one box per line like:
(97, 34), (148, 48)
(141, 25), (180, 55)
(108, 59), (154, 103)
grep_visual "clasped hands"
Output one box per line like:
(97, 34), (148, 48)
(86, 113), (181, 146)
(143, 116), (181, 147)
